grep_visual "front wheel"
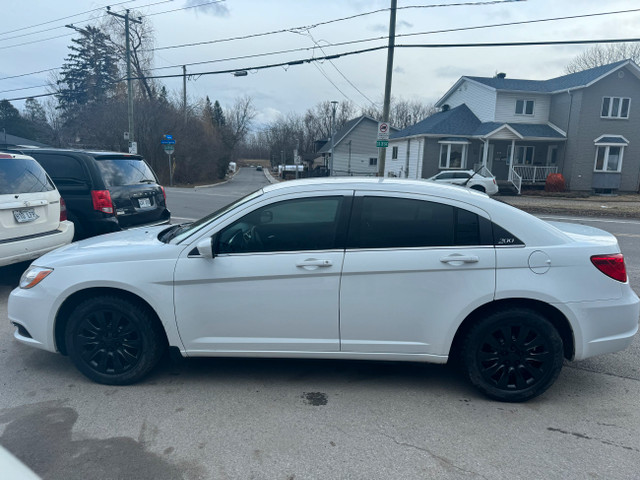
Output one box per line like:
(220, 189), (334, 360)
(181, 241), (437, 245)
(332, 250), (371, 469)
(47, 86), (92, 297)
(65, 296), (165, 385)
(462, 308), (564, 402)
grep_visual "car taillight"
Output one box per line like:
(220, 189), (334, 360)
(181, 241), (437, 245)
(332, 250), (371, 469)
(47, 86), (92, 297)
(91, 190), (114, 214)
(59, 197), (68, 221)
(160, 186), (167, 204)
(591, 254), (627, 283)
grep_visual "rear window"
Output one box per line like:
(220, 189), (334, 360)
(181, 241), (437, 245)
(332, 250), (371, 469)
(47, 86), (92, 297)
(0, 158), (55, 194)
(96, 158), (157, 187)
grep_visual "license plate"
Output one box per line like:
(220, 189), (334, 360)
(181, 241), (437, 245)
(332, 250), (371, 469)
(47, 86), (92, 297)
(138, 198), (152, 208)
(13, 208), (39, 223)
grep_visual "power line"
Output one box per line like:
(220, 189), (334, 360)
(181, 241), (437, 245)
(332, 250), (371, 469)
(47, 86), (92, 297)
(7, 35), (640, 102)
(5, 4), (638, 80)
(151, 0), (524, 52)
(0, 0), (174, 42)
(0, 0), (222, 50)
(0, 0), (132, 37)
(0, 68), (59, 81)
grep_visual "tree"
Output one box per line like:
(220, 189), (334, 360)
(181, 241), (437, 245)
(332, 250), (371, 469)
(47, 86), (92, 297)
(0, 99), (37, 139)
(361, 97), (438, 129)
(56, 26), (120, 112)
(565, 43), (640, 73)
(224, 96), (256, 152)
(103, 12), (156, 99)
(212, 100), (225, 128)
(24, 98), (48, 125)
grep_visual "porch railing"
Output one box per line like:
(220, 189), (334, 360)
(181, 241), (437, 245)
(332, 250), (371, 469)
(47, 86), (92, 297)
(508, 167), (522, 195)
(512, 165), (558, 183)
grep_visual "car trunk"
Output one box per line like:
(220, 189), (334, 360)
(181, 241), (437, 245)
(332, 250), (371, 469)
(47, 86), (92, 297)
(94, 156), (168, 229)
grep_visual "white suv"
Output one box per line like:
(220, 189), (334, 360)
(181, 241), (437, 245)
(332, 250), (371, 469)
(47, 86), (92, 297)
(428, 170), (499, 195)
(0, 153), (74, 267)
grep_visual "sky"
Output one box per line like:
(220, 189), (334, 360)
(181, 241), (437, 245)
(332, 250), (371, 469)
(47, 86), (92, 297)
(3, 0), (640, 128)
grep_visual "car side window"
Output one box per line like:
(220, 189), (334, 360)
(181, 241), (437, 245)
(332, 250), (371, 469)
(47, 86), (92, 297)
(348, 196), (492, 248)
(217, 196), (345, 254)
(33, 154), (88, 185)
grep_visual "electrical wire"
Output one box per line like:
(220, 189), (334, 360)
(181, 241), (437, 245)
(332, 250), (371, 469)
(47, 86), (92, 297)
(151, 0), (525, 52)
(7, 36), (640, 102)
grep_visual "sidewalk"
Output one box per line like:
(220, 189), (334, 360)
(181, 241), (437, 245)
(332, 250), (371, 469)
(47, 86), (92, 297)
(497, 193), (640, 219)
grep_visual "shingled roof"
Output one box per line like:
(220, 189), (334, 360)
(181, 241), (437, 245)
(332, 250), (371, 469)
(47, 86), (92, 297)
(462, 59), (632, 94)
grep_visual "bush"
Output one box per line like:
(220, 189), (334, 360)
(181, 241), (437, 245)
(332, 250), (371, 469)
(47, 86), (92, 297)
(545, 173), (566, 192)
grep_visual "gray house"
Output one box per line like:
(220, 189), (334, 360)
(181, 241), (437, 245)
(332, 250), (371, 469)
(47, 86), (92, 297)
(387, 59), (640, 193)
(318, 115), (398, 176)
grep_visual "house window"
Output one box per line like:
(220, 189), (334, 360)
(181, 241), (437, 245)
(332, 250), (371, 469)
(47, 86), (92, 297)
(601, 97), (630, 119)
(594, 146), (624, 172)
(507, 145), (535, 165)
(369, 157), (377, 166)
(515, 99), (535, 115)
(392, 146), (398, 160)
(439, 142), (468, 169)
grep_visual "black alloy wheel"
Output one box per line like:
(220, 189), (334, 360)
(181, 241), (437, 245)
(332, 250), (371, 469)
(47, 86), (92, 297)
(65, 296), (165, 385)
(463, 308), (564, 402)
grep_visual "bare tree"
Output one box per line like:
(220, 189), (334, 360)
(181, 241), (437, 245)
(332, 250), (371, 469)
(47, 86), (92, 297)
(361, 97), (438, 129)
(103, 12), (156, 99)
(565, 43), (640, 73)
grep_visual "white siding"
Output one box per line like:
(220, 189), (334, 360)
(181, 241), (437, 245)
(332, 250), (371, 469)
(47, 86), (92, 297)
(495, 92), (551, 123)
(444, 80), (497, 121)
(385, 138), (423, 178)
(332, 119), (379, 175)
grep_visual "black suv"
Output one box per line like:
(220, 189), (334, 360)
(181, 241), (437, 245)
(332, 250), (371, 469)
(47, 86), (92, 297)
(9, 148), (170, 240)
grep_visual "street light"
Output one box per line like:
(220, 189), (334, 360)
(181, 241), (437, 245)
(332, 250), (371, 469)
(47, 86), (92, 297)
(329, 101), (338, 176)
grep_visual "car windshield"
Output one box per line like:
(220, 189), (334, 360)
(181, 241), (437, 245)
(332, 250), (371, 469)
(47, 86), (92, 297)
(0, 158), (55, 194)
(95, 157), (157, 186)
(169, 189), (264, 244)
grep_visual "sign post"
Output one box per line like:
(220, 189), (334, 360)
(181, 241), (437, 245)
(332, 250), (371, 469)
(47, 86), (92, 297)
(161, 135), (176, 186)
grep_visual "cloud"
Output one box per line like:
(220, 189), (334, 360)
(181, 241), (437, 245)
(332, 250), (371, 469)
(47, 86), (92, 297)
(184, 0), (229, 17)
(369, 20), (413, 32)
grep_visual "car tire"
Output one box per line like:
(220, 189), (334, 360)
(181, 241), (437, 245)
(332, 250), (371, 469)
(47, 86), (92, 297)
(65, 295), (165, 385)
(470, 185), (485, 192)
(462, 308), (563, 402)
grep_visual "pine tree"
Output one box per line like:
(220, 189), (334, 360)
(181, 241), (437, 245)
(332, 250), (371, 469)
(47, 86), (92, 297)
(203, 96), (215, 127)
(212, 100), (226, 128)
(56, 26), (120, 112)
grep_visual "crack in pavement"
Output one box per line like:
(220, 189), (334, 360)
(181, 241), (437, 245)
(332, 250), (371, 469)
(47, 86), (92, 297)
(379, 432), (490, 479)
(547, 428), (639, 453)
(564, 363), (640, 382)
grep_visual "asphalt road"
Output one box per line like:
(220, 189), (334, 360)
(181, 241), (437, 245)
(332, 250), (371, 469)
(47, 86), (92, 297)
(1, 168), (639, 479)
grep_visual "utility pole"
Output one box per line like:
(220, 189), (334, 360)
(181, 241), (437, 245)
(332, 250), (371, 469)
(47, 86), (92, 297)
(329, 100), (338, 176)
(107, 7), (141, 153)
(377, 0), (397, 176)
(183, 65), (187, 123)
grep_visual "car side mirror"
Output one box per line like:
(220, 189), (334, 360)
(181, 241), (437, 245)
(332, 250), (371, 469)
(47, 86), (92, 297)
(196, 236), (215, 259)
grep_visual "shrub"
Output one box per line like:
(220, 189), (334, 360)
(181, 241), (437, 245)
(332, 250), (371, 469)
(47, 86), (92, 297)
(545, 173), (566, 192)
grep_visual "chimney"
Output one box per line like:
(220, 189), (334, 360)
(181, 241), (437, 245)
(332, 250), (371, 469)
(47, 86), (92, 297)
(441, 104), (450, 112)
(495, 72), (506, 79)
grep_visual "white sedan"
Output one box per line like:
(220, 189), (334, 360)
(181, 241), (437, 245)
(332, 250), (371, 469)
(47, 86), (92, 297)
(8, 178), (639, 402)
(427, 169), (499, 195)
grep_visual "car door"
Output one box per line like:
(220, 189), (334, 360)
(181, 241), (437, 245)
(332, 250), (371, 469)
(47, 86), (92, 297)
(339, 192), (496, 357)
(173, 191), (352, 354)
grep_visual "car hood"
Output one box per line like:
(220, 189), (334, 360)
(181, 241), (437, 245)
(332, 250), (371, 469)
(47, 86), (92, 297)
(546, 221), (619, 248)
(34, 225), (183, 267)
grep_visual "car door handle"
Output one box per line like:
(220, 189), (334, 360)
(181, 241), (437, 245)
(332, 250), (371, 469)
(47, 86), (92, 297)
(440, 255), (479, 264)
(296, 259), (333, 268)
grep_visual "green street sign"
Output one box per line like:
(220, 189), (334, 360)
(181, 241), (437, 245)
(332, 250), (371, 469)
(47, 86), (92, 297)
(376, 140), (389, 148)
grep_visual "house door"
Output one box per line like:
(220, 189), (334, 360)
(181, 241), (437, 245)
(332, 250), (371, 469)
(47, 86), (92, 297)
(547, 146), (558, 166)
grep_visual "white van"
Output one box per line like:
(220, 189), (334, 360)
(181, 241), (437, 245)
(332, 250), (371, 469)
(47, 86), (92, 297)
(0, 153), (74, 266)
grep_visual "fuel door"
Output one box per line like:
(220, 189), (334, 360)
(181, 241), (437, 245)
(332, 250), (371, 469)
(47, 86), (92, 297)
(528, 250), (551, 274)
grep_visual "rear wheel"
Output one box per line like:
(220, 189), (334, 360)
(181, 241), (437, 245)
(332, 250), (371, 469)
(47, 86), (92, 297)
(462, 308), (563, 402)
(65, 296), (165, 385)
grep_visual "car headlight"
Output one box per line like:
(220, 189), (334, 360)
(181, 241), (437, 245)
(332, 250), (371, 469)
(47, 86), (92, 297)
(20, 266), (53, 289)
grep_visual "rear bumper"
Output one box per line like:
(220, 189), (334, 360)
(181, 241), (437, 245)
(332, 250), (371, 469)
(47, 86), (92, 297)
(567, 287), (640, 360)
(0, 221), (74, 267)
